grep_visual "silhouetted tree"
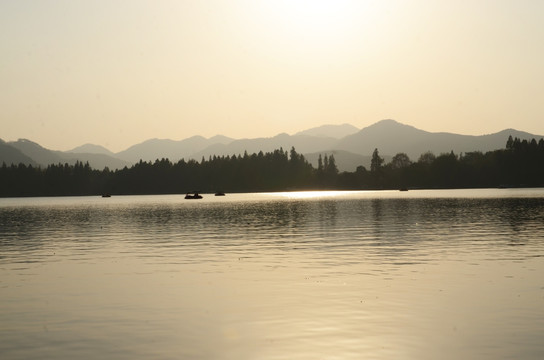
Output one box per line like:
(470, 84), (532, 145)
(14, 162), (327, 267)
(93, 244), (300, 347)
(326, 154), (338, 175)
(390, 153), (411, 170)
(370, 148), (383, 172)
(418, 151), (436, 165)
(317, 154), (323, 172)
(506, 135), (514, 150)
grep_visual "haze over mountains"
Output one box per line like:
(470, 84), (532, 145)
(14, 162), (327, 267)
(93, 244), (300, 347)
(68, 143), (115, 156)
(2, 120), (542, 172)
(2, 139), (131, 171)
(116, 135), (234, 164)
(294, 123), (360, 138)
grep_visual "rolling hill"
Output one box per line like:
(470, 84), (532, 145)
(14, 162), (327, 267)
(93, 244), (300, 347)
(68, 143), (115, 156)
(294, 123), (359, 138)
(115, 135), (234, 163)
(0, 139), (37, 167)
(191, 133), (338, 161)
(333, 119), (541, 160)
(7, 139), (130, 170)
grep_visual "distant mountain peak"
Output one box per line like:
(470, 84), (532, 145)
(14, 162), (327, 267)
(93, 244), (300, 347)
(68, 143), (113, 155)
(336, 119), (542, 159)
(365, 119), (415, 129)
(355, 119), (424, 137)
(115, 134), (235, 163)
(16, 138), (42, 146)
(295, 123), (359, 139)
(186, 135), (206, 141)
(209, 135), (233, 143)
(376, 118), (398, 124)
(0, 140), (37, 166)
(274, 132), (290, 138)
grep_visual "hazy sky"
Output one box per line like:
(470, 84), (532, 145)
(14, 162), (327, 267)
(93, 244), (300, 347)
(2, 0), (543, 152)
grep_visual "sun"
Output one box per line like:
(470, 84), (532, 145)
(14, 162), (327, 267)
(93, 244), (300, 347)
(281, 0), (349, 33)
(257, 0), (371, 49)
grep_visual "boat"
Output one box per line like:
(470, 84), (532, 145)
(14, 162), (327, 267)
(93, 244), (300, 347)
(185, 192), (202, 199)
(101, 194), (111, 198)
(215, 192), (225, 196)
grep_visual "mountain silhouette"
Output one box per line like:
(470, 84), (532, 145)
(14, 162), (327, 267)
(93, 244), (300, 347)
(191, 133), (338, 160)
(8, 139), (130, 170)
(333, 119), (541, 160)
(0, 139), (37, 166)
(68, 143), (115, 156)
(2, 120), (542, 171)
(115, 135), (234, 163)
(9, 139), (66, 165)
(294, 123), (359, 138)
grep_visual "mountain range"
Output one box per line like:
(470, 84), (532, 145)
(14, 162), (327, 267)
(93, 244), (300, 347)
(2, 139), (131, 171)
(2, 120), (542, 172)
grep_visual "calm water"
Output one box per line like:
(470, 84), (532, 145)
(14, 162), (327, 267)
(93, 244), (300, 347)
(1, 189), (544, 359)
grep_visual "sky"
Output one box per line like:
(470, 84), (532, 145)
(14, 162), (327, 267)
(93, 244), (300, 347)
(1, 0), (544, 152)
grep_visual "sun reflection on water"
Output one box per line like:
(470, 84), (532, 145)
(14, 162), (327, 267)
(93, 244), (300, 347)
(273, 191), (358, 199)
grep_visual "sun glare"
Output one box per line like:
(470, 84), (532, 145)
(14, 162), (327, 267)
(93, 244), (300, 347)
(276, 191), (352, 199)
(281, 0), (349, 32)
(257, 0), (373, 50)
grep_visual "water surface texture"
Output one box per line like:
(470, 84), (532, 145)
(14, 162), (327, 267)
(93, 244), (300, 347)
(1, 189), (544, 359)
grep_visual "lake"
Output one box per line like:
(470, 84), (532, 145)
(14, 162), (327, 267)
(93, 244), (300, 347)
(1, 189), (544, 359)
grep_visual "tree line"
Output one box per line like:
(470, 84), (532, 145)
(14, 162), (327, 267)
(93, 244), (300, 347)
(1, 136), (543, 197)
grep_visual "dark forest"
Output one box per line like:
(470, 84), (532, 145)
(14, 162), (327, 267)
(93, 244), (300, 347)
(1, 136), (543, 197)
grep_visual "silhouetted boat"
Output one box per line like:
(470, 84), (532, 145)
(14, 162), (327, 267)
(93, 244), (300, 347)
(101, 194), (111, 198)
(215, 192), (225, 196)
(185, 192), (202, 199)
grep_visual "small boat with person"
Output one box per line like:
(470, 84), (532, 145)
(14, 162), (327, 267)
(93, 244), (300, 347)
(185, 192), (203, 199)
